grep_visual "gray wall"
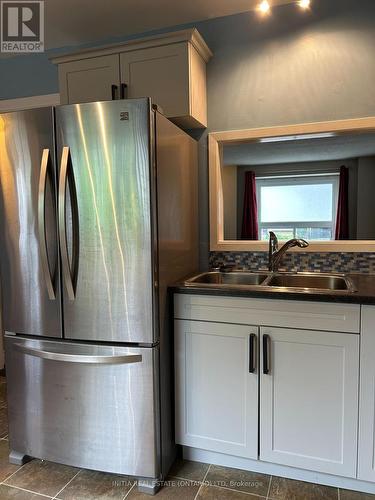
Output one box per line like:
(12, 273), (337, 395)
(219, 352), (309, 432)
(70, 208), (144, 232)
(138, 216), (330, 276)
(0, 53), (59, 98)
(1, 0), (375, 267)
(198, 0), (375, 267)
(357, 157), (375, 239)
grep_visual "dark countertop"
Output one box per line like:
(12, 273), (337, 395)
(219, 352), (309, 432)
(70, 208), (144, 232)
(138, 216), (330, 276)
(170, 273), (375, 305)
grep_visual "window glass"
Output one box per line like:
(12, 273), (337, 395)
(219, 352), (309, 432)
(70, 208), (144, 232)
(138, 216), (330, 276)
(260, 183), (333, 222)
(257, 174), (338, 241)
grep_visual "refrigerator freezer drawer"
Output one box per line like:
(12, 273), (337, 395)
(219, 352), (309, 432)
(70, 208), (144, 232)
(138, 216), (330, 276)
(5, 336), (160, 479)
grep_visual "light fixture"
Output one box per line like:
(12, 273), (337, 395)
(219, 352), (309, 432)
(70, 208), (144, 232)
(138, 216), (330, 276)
(298, 0), (311, 9)
(260, 132), (337, 143)
(258, 0), (271, 15)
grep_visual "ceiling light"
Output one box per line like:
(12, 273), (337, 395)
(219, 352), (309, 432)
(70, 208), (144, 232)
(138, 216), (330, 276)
(298, 0), (311, 9)
(258, 1), (271, 15)
(260, 132), (337, 143)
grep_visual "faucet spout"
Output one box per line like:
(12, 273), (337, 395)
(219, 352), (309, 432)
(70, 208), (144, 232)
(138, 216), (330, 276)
(268, 232), (309, 272)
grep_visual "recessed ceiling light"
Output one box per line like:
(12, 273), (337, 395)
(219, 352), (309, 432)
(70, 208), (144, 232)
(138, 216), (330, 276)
(258, 0), (271, 15)
(298, 0), (311, 9)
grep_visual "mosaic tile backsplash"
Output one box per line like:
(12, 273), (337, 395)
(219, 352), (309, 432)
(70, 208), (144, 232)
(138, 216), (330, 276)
(209, 252), (375, 274)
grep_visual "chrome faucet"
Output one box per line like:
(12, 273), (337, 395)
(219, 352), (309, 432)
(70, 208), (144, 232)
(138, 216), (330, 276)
(268, 231), (309, 272)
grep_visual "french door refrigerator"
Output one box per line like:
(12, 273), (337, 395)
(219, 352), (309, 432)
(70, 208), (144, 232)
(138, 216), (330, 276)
(0, 98), (198, 493)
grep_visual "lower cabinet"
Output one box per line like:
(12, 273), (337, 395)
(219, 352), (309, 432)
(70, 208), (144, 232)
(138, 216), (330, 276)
(174, 320), (259, 459)
(260, 327), (359, 477)
(358, 306), (375, 481)
(175, 318), (360, 477)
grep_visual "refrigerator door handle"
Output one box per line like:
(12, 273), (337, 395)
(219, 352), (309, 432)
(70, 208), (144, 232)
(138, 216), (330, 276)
(13, 343), (142, 365)
(38, 148), (56, 300)
(58, 146), (79, 301)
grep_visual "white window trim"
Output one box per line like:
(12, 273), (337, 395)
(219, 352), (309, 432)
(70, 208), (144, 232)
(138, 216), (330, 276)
(209, 116), (375, 252)
(0, 93), (60, 113)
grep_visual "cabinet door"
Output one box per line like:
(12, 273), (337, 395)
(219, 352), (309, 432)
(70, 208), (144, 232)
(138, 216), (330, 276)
(260, 327), (359, 477)
(175, 320), (259, 459)
(120, 43), (189, 119)
(58, 54), (120, 104)
(358, 306), (375, 482)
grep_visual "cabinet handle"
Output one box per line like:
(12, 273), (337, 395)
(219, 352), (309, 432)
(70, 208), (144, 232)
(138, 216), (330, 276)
(120, 83), (128, 99)
(111, 84), (118, 100)
(249, 334), (256, 373)
(263, 334), (270, 374)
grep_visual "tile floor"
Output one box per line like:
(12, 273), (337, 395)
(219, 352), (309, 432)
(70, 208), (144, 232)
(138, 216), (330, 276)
(0, 376), (374, 499)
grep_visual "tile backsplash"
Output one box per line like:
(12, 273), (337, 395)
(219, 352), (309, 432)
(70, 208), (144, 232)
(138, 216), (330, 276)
(209, 252), (375, 274)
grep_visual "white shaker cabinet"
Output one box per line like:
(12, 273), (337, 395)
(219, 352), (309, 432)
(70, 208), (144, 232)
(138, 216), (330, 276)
(358, 306), (375, 482)
(120, 41), (207, 128)
(174, 320), (259, 459)
(174, 294), (361, 480)
(260, 327), (359, 477)
(57, 54), (121, 104)
(52, 29), (212, 128)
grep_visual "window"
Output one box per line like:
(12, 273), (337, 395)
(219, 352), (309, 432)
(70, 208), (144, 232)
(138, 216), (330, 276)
(256, 173), (339, 241)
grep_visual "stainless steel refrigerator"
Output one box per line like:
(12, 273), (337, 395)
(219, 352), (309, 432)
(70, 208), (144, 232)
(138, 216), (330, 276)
(0, 98), (198, 493)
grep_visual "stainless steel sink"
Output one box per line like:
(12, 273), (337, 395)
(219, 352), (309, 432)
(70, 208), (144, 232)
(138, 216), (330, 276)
(186, 271), (269, 286)
(266, 273), (355, 292)
(184, 270), (356, 293)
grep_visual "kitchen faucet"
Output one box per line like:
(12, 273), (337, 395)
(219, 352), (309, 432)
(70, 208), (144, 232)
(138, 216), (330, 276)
(268, 231), (309, 272)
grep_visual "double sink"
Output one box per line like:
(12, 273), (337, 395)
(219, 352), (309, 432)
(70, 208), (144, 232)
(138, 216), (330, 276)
(185, 270), (357, 294)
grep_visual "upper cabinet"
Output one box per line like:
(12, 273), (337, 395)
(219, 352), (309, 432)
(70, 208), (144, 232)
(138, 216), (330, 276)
(56, 54), (121, 104)
(51, 29), (212, 128)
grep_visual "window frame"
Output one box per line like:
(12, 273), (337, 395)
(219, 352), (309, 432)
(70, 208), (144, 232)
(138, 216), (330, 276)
(208, 117), (375, 252)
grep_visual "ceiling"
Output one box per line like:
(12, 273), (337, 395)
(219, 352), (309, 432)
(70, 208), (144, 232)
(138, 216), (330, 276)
(43, 0), (293, 51)
(223, 133), (375, 166)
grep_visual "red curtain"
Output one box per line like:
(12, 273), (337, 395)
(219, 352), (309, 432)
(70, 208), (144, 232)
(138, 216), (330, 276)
(241, 171), (259, 240)
(335, 166), (349, 240)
